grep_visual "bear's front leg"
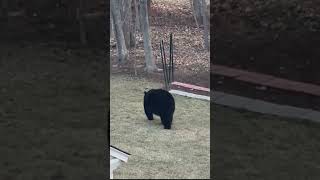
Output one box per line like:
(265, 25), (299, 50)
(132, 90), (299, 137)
(146, 112), (154, 120)
(144, 107), (154, 120)
(144, 99), (154, 120)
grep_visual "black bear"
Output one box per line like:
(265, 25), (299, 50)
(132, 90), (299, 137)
(144, 89), (175, 129)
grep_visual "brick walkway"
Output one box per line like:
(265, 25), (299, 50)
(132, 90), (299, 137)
(211, 64), (320, 97)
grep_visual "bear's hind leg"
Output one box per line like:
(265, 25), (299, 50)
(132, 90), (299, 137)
(161, 114), (173, 129)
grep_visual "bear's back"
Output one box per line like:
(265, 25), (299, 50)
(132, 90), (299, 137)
(144, 89), (175, 115)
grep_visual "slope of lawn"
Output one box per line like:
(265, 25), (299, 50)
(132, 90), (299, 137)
(110, 74), (210, 179)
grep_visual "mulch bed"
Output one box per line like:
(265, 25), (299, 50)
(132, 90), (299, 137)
(213, 74), (320, 111)
(212, 0), (320, 86)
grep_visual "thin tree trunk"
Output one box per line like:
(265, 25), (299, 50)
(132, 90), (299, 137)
(127, 0), (136, 48)
(193, 0), (202, 25)
(201, 0), (209, 50)
(122, 0), (131, 48)
(133, 0), (139, 75)
(133, 26), (137, 76)
(147, 0), (151, 13)
(111, 0), (128, 63)
(190, 0), (199, 28)
(110, 11), (114, 39)
(139, 0), (156, 72)
(134, 0), (140, 32)
(119, 0), (124, 19)
(147, 0), (152, 17)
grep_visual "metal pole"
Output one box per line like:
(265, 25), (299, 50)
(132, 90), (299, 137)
(170, 33), (174, 82)
(160, 41), (168, 90)
(161, 40), (169, 89)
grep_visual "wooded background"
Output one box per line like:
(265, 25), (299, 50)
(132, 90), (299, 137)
(0, 0), (106, 47)
(110, 0), (209, 73)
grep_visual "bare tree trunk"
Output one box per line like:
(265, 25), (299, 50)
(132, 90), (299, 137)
(147, 0), (151, 12)
(190, 0), (199, 28)
(119, 0), (124, 18)
(110, 11), (114, 40)
(122, 0), (131, 48)
(147, 0), (152, 17)
(134, 0), (140, 32)
(192, 0), (202, 26)
(139, 0), (156, 72)
(111, 0), (128, 63)
(201, 0), (209, 50)
(127, 0), (136, 48)
(132, 0), (139, 76)
(110, 10), (116, 48)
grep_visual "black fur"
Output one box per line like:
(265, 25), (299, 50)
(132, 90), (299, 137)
(144, 89), (175, 129)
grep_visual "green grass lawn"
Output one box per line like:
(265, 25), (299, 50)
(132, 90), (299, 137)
(110, 74), (210, 179)
(213, 105), (320, 180)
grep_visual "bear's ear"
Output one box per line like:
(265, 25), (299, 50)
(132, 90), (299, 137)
(144, 88), (149, 94)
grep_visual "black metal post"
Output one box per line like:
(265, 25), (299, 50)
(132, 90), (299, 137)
(170, 33), (174, 82)
(160, 41), (168, 90)
(162, 40), (169, 89)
